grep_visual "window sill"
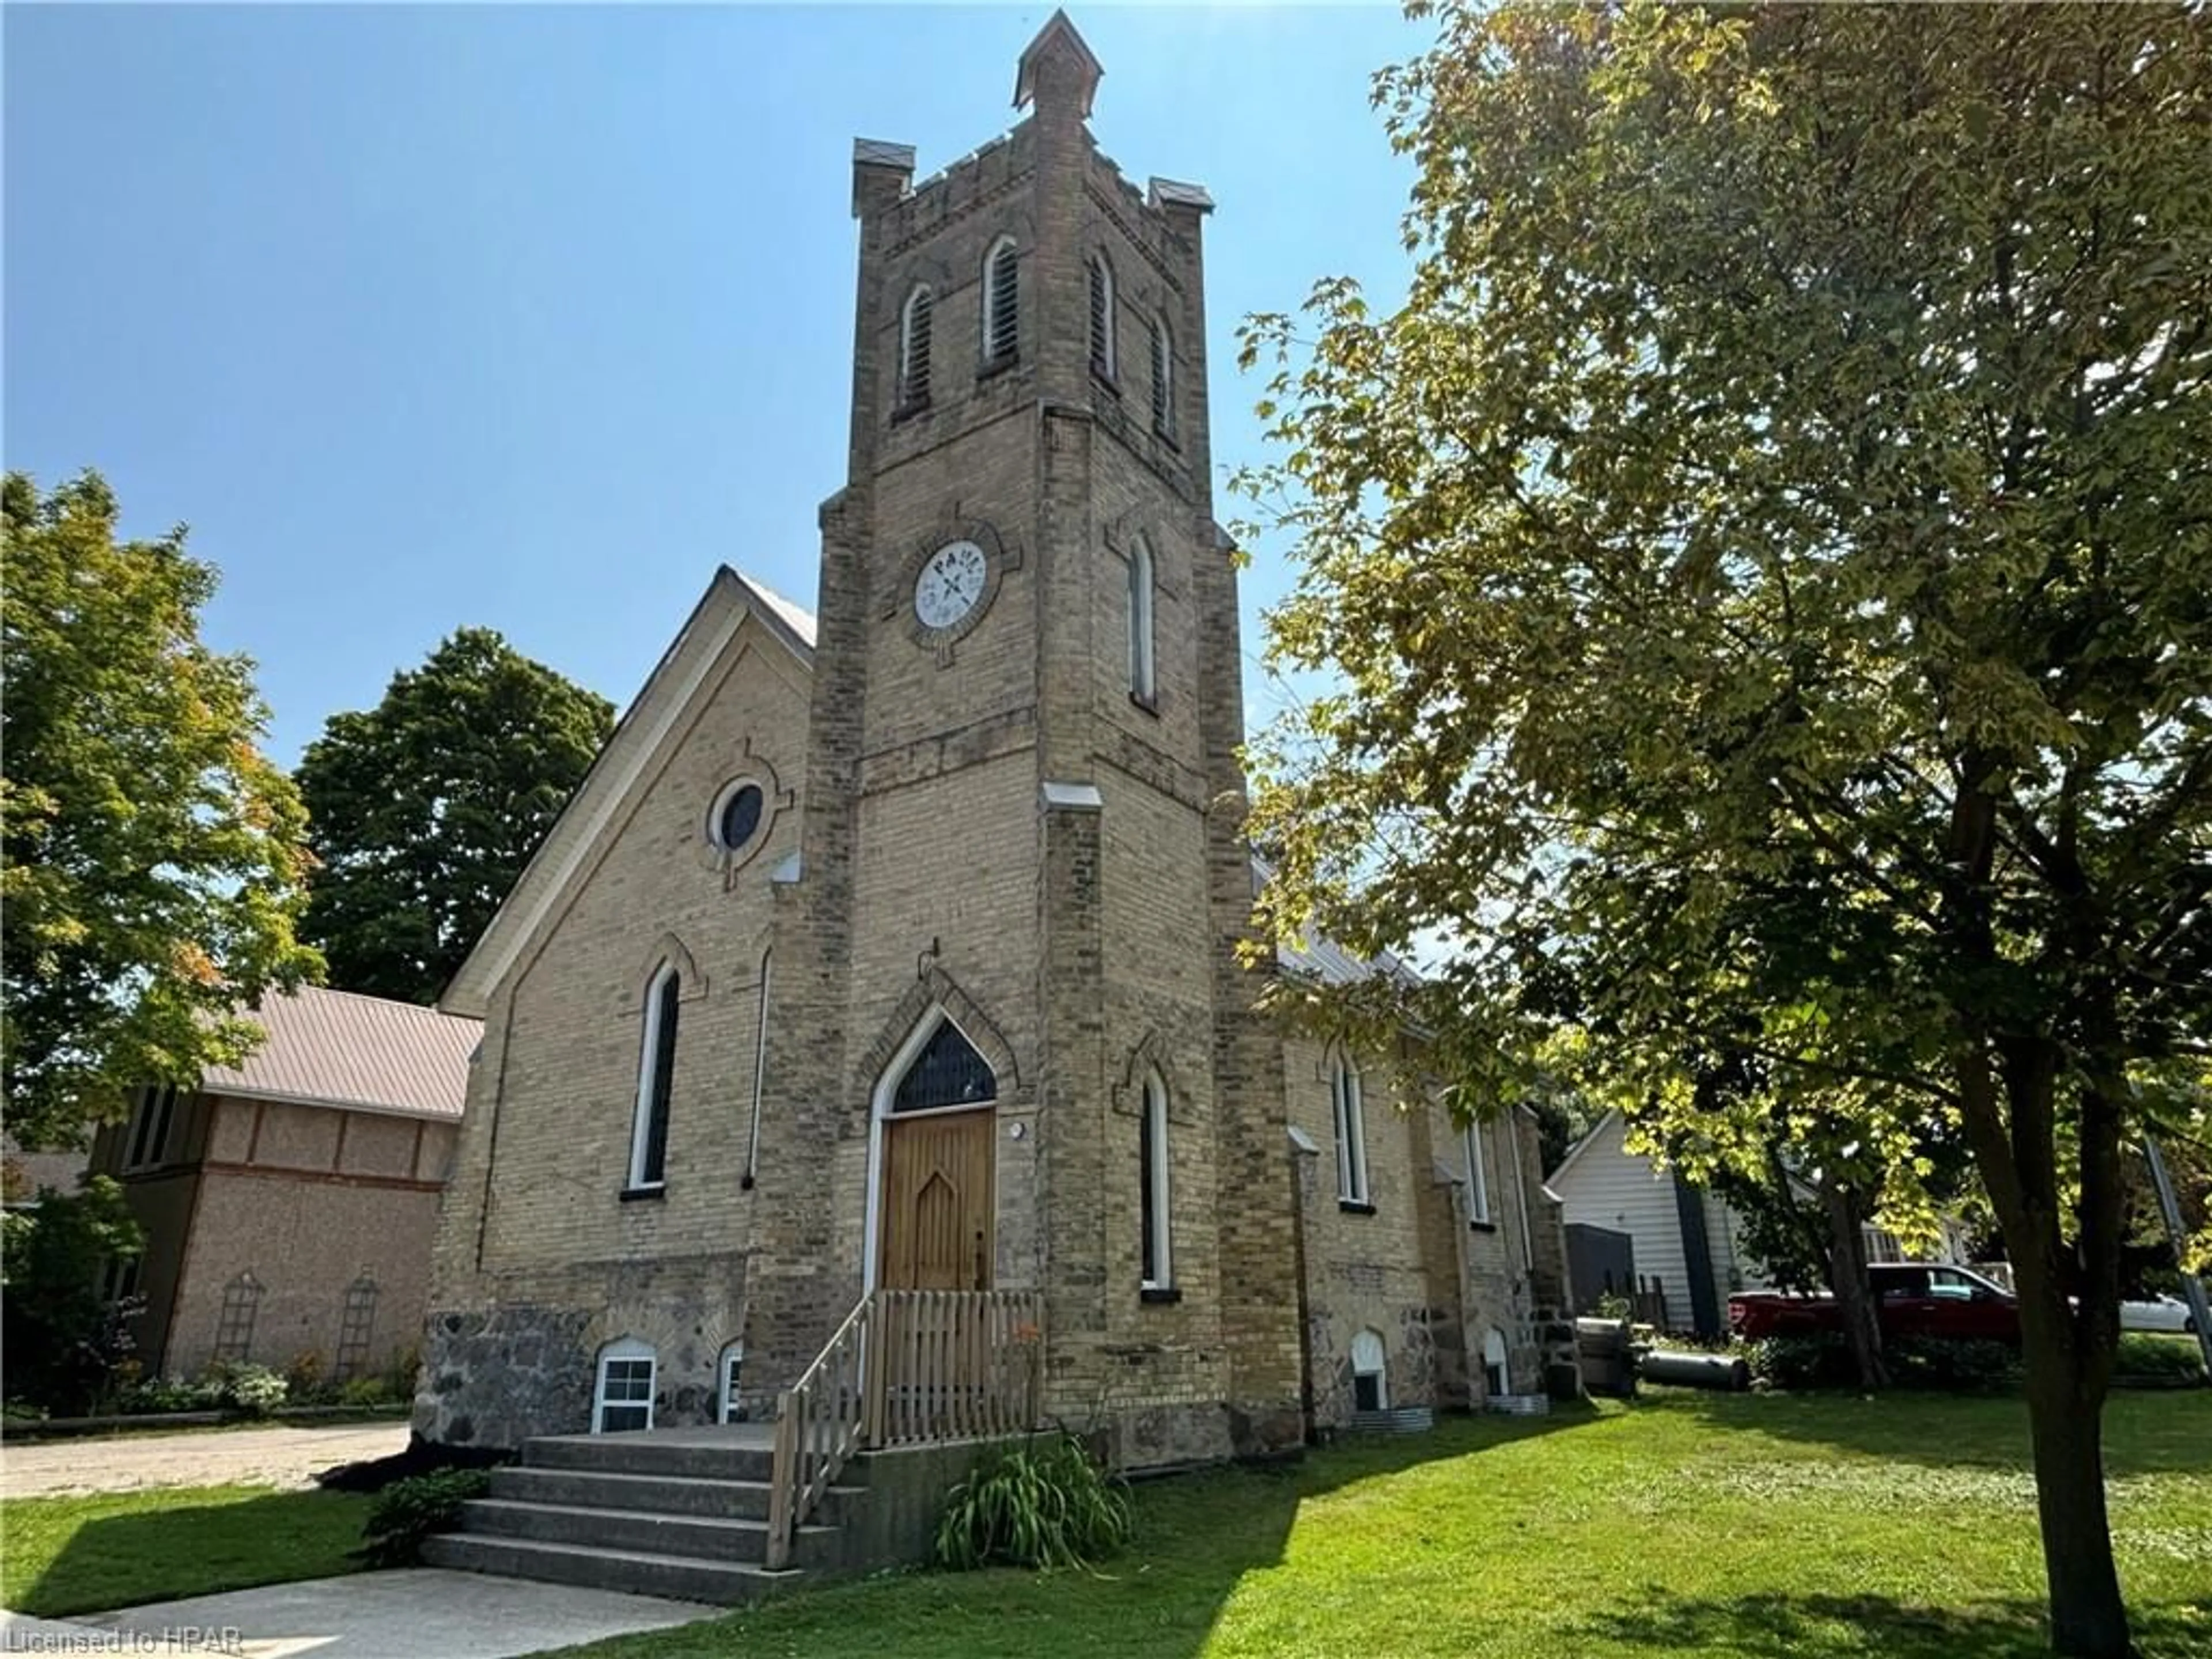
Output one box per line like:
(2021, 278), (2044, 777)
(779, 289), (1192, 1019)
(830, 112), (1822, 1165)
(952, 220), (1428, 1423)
(1339, 1199), (1376, 1216)
(976, 353), (1019, 383)
(1153, 423), (1179, 450)
(892, 396), (931, 425)
(1092, 366), (1120, 396)
(1468, 1219), (1497, 1233)
(619, 1184), (667, 1204)
(1140, 1286), (1182, 1306)
(1128, 690), (1159, 718)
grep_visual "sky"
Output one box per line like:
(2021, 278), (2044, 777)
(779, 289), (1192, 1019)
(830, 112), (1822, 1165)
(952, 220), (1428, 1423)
(6, 3), (1428, 767)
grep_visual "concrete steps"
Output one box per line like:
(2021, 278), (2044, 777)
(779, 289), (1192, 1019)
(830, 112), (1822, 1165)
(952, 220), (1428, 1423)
(428, 1425), (851, 1604)
(421, 1534), (790, 1605)
(487, 1464), (866, 1526)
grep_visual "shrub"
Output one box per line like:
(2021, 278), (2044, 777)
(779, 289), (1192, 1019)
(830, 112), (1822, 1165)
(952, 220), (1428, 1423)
(117, 1374), (224, 1415)
(1742, 1332), (1855, 1391)
(2115, 1333), (2206, 1383)
(338, 1376), (396, 1408)
(286, 1350), (337, 1406)
(0, 1178), (148, 1414)
(935, 1431), (1134, 1571)
(382, 1344), (422, 1404)
(1887, 1338), (2023, 1393)
(358, 1467), (494, 1567)
(207, 1361), (289, 1416)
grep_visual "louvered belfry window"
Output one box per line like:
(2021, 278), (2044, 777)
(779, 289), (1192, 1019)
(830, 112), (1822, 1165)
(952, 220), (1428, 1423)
(1150, 314), (1173, 435)
(1088, 255), (1115, 378)
(899, 286), (933, 410)
(983, 238), (1019, 365)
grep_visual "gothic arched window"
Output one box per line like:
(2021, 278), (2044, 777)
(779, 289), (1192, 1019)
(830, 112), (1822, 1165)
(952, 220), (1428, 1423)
(892, 1017), (996, 1113)
(629, 963), (680, 1190)
(1139, 1070), (1171, 1290)
(1149, 312), (1174, 436)
(1088, 253), (1116, 379)
(1127, 535), (1157, 706)
(982, 237), (1020, 365)
(899, 285), (933, 410)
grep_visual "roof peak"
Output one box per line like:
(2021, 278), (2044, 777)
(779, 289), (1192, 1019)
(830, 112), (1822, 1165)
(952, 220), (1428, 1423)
(1014, 10), (1103, 122)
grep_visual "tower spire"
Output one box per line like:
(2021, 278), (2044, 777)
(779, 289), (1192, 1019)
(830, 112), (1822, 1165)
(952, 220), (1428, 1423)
(1013, 10), (1103, 123)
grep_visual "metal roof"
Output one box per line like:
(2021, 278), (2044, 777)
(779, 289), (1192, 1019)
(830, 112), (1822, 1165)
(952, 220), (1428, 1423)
(1253, 857), (1419, 989)
(729, 571), (817, 656)
(201, 984), (480, 1120)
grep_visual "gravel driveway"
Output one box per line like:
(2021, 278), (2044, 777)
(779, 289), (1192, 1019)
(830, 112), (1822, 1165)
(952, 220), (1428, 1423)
(0, 1421), (410, 1497)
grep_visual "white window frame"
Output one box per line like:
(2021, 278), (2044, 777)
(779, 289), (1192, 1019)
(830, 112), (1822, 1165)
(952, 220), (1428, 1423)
(1331, 1053), (1369, 1205)
(1482, 1327), (1510, 1398)
(718, 1341), (747, 1423)
(981, 236), (1019, 364)
(594, 1338), (656, 1434)
(1127, 536), (1156, 704)
(628, 962), (680, 1191)
(898, 284), (933, 408)
(1139, 1070), (1172, 1291)
(1088, 253), (1116, 379)
(1464, 1120), (1492, 1225)
(1351, 1328), (1388, 1411)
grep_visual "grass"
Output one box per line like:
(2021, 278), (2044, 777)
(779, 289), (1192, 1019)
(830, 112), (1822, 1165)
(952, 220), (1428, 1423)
(0, 1483), (373, 1617)
(567, 1389), (2212, 1659)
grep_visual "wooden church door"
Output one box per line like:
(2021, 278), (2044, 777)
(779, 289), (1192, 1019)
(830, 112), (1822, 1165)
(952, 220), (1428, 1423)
(877, 1015), (998, 1291)
(878, 1111), (994, 1290)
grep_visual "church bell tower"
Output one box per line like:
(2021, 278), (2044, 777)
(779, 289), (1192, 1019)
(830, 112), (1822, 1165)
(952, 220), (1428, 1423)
(746, 12), (1305, 1463)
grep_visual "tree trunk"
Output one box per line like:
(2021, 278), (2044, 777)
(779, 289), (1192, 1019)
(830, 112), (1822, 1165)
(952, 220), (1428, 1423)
(1955, 1043), (2136, 1659)
(2018, 1293), (2134, 1659)
(1822, 1181), (1888, 1390)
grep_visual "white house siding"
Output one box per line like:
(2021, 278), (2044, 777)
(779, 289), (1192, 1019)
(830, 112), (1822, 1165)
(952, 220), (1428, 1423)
(1552, 1113), (1700, 1327)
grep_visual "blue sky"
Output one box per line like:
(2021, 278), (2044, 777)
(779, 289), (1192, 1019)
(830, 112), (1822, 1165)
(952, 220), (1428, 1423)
(6, 4), (1425, 766)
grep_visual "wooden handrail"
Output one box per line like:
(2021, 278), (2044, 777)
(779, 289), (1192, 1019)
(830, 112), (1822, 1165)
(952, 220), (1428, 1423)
(763, 1288), (1046, 1570)
(764, 1293), (874, 1571)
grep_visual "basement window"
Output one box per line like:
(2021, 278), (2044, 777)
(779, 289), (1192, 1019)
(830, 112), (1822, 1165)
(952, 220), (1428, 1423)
(594, 1338), (656, 1434)
(1351, 1328), (1388, 1412)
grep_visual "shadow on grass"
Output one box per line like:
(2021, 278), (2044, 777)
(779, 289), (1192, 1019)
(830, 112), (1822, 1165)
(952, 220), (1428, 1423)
(563, 1405), (1604, 1659)
(6, 1486), (369, 1618)
(1578, 1589), (2212, 1659)
(1643, 1385), (2212, 1478)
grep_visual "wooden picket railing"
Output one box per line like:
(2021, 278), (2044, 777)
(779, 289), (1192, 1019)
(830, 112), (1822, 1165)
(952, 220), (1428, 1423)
(763, 1289), (1044, 1571)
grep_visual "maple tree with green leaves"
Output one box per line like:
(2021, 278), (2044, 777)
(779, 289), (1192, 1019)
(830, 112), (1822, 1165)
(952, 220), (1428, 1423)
(2, 471), (320, 1150)
(1238, 6), (2210, 1656)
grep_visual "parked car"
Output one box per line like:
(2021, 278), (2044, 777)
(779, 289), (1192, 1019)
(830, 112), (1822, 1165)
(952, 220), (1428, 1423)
(1728, 1263), (2021, 1345)
(2120, 1293), (2199, 1335)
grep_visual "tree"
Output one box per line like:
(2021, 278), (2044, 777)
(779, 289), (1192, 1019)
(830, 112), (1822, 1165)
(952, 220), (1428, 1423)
(2, 472), (320, 1150)
(0, 1176), (147, 1413)
(296, 629), (613, 1005)
(1237, 7), (2210, 1656)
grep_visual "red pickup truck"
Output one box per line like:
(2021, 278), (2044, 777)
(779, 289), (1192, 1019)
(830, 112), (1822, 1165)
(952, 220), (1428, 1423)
(1728, 1263), (2021, 1346)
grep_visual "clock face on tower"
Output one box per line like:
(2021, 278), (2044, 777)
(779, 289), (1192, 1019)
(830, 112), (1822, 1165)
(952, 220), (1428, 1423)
(914, 539), (988, 631)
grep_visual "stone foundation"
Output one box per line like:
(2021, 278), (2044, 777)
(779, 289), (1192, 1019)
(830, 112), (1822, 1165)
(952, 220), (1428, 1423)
(416, 1304), (597, 1449)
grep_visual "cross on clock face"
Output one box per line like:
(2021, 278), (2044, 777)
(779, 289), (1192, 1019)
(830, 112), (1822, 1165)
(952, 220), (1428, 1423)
(914, 539), (988, 631)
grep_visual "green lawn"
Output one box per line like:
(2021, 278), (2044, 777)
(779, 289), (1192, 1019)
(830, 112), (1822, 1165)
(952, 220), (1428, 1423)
(1, 1484), (373, 1617)
(570, 1390), (2212, 1659)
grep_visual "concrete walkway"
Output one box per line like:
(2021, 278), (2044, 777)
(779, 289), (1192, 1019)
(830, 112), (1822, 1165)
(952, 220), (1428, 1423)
(1, 1422), (411, 1497)
(5, 1569), (719, 1658)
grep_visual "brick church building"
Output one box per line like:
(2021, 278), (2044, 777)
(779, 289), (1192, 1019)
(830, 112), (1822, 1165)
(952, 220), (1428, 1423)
(417, 12), (1568, 1472)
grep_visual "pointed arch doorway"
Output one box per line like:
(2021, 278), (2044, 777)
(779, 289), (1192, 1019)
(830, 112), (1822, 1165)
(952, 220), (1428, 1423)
(868, 1012), (998, 1292)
